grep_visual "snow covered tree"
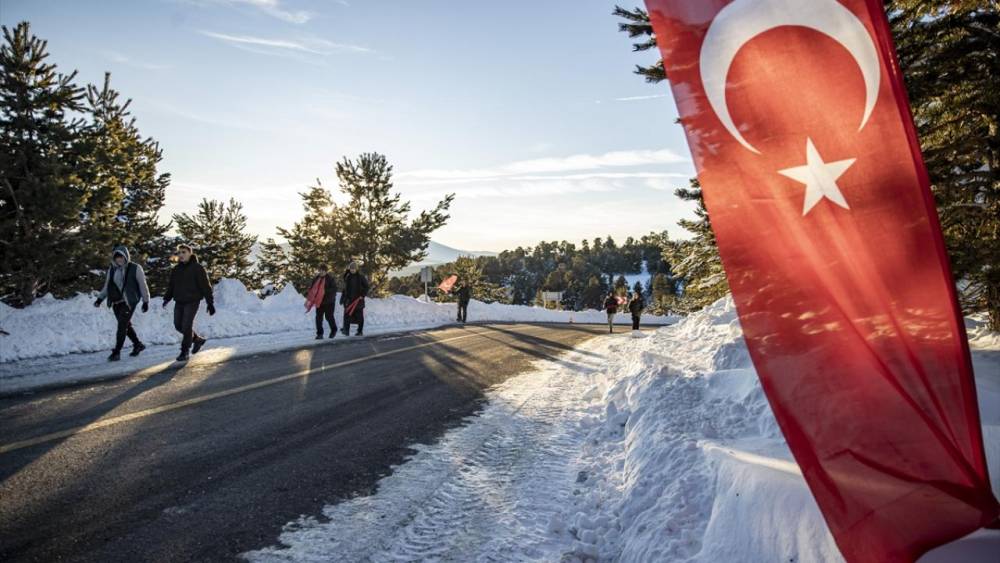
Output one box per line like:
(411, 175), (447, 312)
(254, 237), (291, 291)
(173, 198), (257, 287)
(889, 1), (1000, 329)
(85, 73), (173, 294)
(334, 153), (454, 294)
(0, 23), (94, 305)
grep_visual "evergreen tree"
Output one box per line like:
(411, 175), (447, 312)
(173, 198), (257, 287)
(614, 274), (629, 297)
(0, 22), (92, 305)
(255, 237), (291, 292)
(334, 153), (454, 293)
(581, 275), (606, 310)
(85, 73), (173, 293)
(889, 1), (1000, 329)
(271, 183), (347, 292)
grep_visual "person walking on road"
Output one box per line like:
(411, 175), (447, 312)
(94, 245), (151, 361)
(163, 244), (215, 361)
(628, 290), (645, 331)
(340, 260), (369, 336)
(455, 281), (471, 323)
(604, 292), (619, 334)
(306, 264), (338, 339)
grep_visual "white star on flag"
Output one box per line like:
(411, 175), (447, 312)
(778, 138), (856, 216)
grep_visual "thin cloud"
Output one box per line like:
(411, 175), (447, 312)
(614, 94), (669, 102)
(217, 0), (312, 24)
(399, 148), (688, 182)
(199, 30), (371, 56)
(103, 50), (171, 71)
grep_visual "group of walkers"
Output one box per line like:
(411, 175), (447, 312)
(95, 244), (214, 362)
(94, 243), (644, 362)
(604, 290), (645, 333)
(305, 261), (371, 339)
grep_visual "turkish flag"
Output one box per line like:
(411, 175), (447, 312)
(437, 275), (457, 293)
(642, 0), (998, 561)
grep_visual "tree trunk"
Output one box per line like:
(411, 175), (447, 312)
(19, 277), (37, 307)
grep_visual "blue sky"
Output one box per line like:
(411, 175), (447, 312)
(3, 0), (696, 251)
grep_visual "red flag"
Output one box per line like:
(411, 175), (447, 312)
(437, 275), (457, 293)
(642, 0), (998, 560)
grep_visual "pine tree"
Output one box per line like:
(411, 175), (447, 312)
(255, 237), (291, 292)
(85, 73), (173, 294)
(334, 153), (454, 293)
(889, 1), (1000, 329)
(0, 22), (92, 305)
(272, 183), (347, 292)
(173, 198), (257, 287)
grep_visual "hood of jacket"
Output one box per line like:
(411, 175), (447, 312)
(111, 245), (131, 266)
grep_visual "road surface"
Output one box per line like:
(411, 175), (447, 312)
(0, 323), (608, 562)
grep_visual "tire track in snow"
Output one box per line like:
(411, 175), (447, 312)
(244, 343), (606, 563)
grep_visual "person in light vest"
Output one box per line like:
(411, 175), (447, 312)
(94, 245), (151, 361)
(603, 291), (619, 334)
(306, 264), (338, 339)
(340, 260), (370, 336)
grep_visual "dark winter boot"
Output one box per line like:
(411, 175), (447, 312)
(329, 329), (337, 339)
(108, 351), (121, 362)
(192, 336), (207, 354)
(129, 342), (146, 357)
(341, 328), (349, 336)
(355, 330), (363, 336)
(176, 352), (190, 362)
(315, 334), (324, 340)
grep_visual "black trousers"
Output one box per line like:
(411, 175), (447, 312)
(112, 302), (140, 352)
(457, 301), (468, 323)
(173, 301), (202, 353)
(343, 309), (364, 334)
(631, 314), (641, 330)
(315, 304), (337, 335)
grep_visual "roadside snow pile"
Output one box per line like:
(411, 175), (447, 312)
(561, 296), (999, 562)
(0, 279), (674, 363)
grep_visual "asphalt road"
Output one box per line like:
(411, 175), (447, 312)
(0, 323), (609, 562)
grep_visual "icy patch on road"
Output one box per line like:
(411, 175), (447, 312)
(245, 298), (999, 562)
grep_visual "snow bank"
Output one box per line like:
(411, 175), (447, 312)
(561, 296), (999, 562)
(0, 279), (675, 363)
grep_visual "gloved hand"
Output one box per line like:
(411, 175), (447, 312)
(93, 298), (103, 308)
(207, 302), (216, 316)
(162, 298), (171, 308)
(142, 302), (149, 313)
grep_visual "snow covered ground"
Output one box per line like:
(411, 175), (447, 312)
(245, 297), (999, 563)
(0, 279), (674, 395)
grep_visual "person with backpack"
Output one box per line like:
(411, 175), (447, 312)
(455, 281), (472, 323)
(604, 291), (619, 334)
(628, 290), (645, 330)
(306, 264), (338, 339)
(94, 245), (151, 361)
(340, 260), (370, 336)
(162, 244), (215, 361)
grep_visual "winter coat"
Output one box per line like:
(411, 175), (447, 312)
(165, 255), (214, 305)
(341, 270), (370, 310)
(628, 296), (645, 316)
(306, 274), (337, 311)
(98, 245), (150, 309)
(604, 296), (619, 314)
(456, 285), (472, 305)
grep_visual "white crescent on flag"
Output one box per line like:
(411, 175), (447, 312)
(699, 0), (881, 154)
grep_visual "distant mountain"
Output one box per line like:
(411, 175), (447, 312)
(393, 241), (497, 277)
(251, 240), (495, 277)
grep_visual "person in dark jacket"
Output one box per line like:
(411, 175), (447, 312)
(455, 281), (472, 323)
(162, 244), (215, 361)
(308, 264), (338, 339)
(604, 292), (619, 334)
(628, 291), (645, 330)
(94, 245), (151, 361)
(340, 260), (370, 336)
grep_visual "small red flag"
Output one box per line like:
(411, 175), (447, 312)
(642, 0), (998, 560)
(437, 275), (457, 293)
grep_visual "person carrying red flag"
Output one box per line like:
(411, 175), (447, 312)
(340, 260), (369, 337)
(306, 264), (338, 340)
